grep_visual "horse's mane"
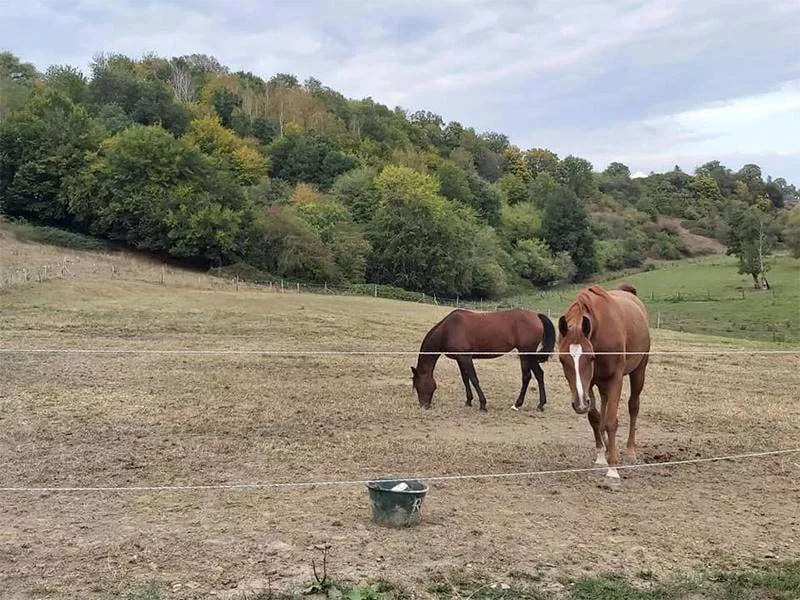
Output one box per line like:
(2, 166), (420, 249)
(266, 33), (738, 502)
(564, 285), (610, 324)
(419, 312), (452, 352)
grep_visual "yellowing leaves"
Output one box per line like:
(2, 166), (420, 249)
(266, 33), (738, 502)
(185, 115), (267, 185)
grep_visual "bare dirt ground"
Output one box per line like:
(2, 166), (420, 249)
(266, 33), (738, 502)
(1, 269), (799, 598)
(657, 217), (727, 255)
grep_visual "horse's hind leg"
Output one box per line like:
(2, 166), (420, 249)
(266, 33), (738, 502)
(512, 357), (532, 411)
(465, 360), (489, 411)
(626, 360), (647, 461)
(457, 358), (474, 407)
(531, 361), (547, 411)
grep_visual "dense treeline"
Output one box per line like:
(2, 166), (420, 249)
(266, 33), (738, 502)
(1, 51), (798, 296)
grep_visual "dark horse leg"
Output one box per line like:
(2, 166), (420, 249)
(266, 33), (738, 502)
(464, 359), (488, 411)
(512, 356), (533, 411)
(626, 359), (648, 462)
(531, 361), (547, 412)
(456, 358), (474, 407)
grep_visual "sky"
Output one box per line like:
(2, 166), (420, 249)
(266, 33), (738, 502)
(2, 0), (799, 183)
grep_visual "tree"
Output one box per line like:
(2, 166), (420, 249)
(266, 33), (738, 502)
(474, 150), (504, 182)
(185, 115), (267, 185)
(726, 204), (774, 289)
(513, 238), (560, 287)
(498, 173), (532, 205)
(434, 161), (473, 206)
(0, 89), (101, 223)
(557, 155), (596, 199)
(0, 52), (39, 119)
(501, 202), (543, 245)
(329, 222), (371, 282)
(525, 148), (559, 178)
(465, 171), (501, 226)
(44, 65), (89, 104)
(367, 165), (481, 295)
(540, 187), (596, 280)
(331, 167), (380, 223)
(66, 125), (243, 264)
(695, 160), (736, 196)
(269, 129), (358, 189)
(603, 162), (630, 179)
(480, 131), (510, 154)
(503, 146), (532, 182)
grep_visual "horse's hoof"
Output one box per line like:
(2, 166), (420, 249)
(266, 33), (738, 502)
(510, 405), (520, 412)
(479, 407), (488, 413)
(536, 405), (545, 412)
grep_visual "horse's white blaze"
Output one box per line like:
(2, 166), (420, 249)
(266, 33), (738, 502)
(606, 467), (620, 479)
(595, 451), (607, 466)
(569, 344), (584, 403)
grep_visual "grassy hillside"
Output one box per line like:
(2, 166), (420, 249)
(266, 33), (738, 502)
(503, 254), (800, 344)
(602, 255), (800, 343)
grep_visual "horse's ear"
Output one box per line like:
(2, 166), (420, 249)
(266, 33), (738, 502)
(558, 316), (569, 337)
(410, 366), (418, 377)
(581, 315), (592, 337)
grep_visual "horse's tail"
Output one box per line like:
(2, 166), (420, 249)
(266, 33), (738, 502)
(617, 282), (638, 296)
(535, 313), (556, 362)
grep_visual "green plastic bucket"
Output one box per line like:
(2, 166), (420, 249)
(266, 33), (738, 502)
(366, 478), (429, 528)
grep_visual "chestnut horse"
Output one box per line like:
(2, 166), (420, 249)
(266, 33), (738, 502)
(556, 283), (650, 488)
(411, 308), (556, 412)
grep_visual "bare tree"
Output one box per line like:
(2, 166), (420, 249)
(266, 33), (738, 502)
(169, 63), (193, 102)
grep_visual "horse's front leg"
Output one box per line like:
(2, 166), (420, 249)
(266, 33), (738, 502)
(587, 388), (605, 466)
(598, 377), (623, 488)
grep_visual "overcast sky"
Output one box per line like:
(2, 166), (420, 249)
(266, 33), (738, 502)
(2, 0), (799, 183)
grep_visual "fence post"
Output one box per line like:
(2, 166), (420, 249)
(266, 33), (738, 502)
(160, 264), (166, 285)
(296, 282), (300, 293)
(281, 279), (284, 292)
(456, 295), (459, 307)
(657, 312), (662, 328)
(374, 284), (378, 298)
(235, 275), (239, 292)
(324, 282), (328, 293)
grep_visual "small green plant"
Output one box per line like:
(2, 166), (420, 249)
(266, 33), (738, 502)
(123, 581), (163, 600)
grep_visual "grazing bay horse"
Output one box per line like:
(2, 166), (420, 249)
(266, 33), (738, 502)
(411, 309), (556, 412)
(556, 283), (650, 488)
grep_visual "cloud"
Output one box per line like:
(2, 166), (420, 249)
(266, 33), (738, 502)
(1, 0), (798, 182)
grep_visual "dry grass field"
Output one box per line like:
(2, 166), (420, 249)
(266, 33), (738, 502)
(1, 228), (799, 599)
